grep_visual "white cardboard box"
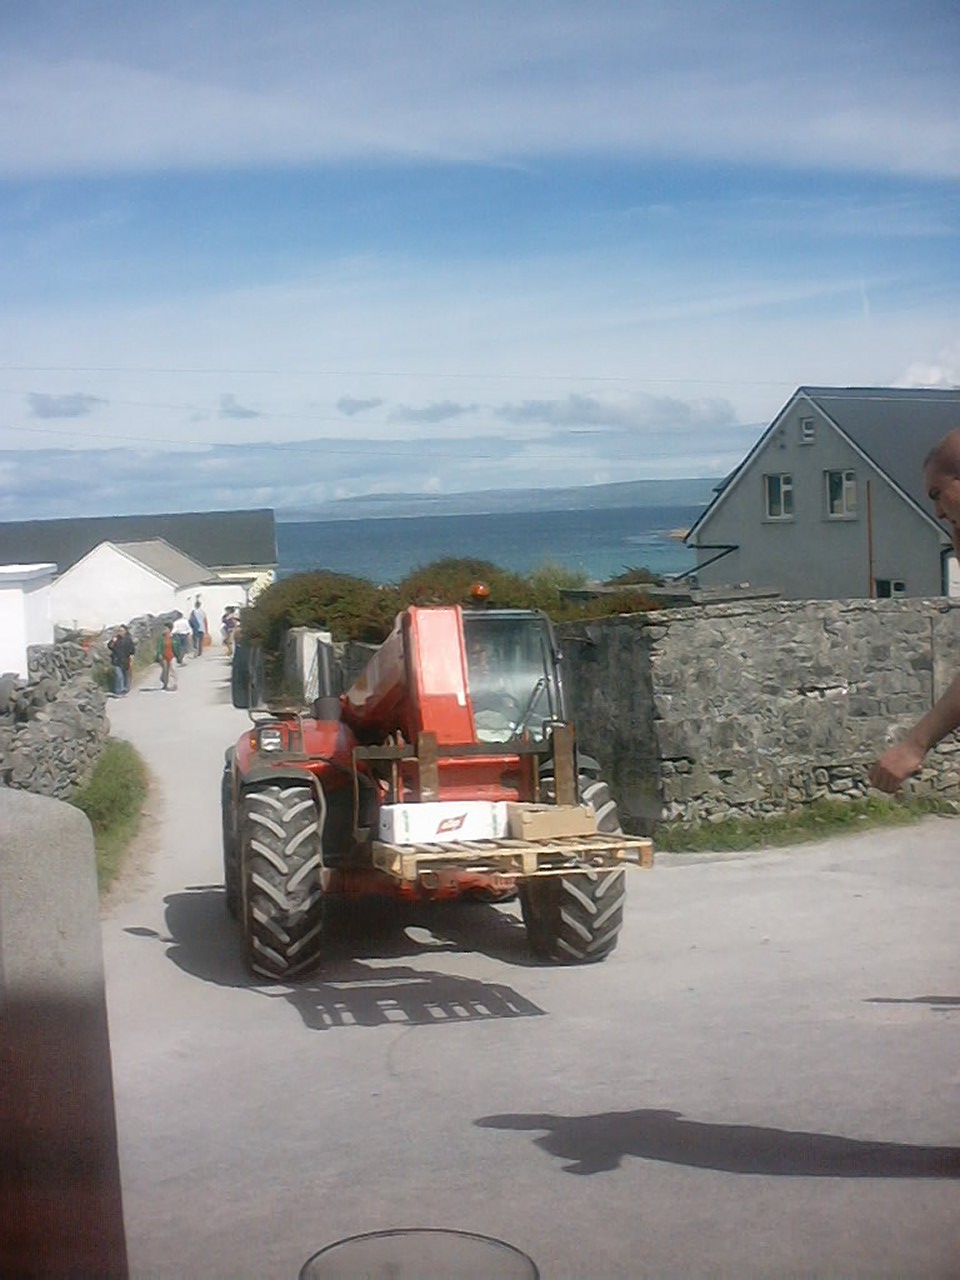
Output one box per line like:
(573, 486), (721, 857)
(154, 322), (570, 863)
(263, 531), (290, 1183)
(378, 800), (509, 845)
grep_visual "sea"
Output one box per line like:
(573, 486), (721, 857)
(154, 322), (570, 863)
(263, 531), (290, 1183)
(276, 503), (700, 585)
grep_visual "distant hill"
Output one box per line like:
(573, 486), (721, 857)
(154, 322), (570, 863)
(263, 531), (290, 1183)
(277, 476), (719, 522)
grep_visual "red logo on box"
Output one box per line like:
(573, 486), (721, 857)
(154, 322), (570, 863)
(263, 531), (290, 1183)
(436, 813), (467, 834)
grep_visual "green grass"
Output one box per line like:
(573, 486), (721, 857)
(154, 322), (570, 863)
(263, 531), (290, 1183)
(70, 739), (149, 891)
(655, 793), (960, 853)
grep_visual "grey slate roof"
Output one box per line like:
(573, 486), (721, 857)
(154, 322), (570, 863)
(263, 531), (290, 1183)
(801, 387), (960, 514)
(113, 539), (213, 588)
(0, 509), (276, 576)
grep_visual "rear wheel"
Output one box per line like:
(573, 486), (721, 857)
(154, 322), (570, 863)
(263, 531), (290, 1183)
(231, 643), (251, 709)
(519, 774), (627, 963)
(240, 783), (325, 980)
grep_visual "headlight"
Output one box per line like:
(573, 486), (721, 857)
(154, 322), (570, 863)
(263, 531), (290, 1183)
(258, 726), (284, 752)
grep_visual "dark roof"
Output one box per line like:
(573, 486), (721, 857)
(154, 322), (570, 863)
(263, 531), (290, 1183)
(801, 387), (960, 513)
(114, 540), (213, 588)
(0, 509), (276, 575)
(688, 386), (960, 542)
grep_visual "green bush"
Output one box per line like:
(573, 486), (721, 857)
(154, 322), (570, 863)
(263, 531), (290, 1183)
(242, 558), (660, 651)
(397, 558), (532, 608)
(606, 565), (666, 586)
(71, 739), (148, 890)
(241, 571), (402, 649)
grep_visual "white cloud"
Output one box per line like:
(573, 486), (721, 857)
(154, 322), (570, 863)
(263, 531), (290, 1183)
(336, 396), (384, 416)
(0, 2), (957, 179)
(894, 339), (960, 390)
(219, 393), (262, 420)
(391, 401), (475, 425)
(27, 391), (105, 418)
(496, 393), (737, 432)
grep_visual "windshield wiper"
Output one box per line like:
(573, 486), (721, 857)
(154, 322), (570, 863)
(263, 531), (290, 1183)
(510, 676), (547, 738)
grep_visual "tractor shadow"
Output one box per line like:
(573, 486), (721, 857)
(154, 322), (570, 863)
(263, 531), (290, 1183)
(130, 885), (545, 1032)
(864, 995), (960, 1010)
(475, 1108), (960, 1179)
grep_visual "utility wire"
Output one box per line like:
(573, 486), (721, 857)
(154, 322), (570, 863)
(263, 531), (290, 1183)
(0, 363), (800, 386)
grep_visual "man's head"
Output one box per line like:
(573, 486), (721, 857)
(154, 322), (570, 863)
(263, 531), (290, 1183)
(923, 428), (960, 555)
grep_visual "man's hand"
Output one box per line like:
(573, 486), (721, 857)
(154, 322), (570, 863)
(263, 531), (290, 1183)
(869, 739), (927, 793)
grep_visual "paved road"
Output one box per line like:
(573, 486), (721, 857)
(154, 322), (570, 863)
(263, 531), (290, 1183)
(102, 650), (960, 1279)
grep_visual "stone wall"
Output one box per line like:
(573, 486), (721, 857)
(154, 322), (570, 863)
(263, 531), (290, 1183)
(560, 598), (960, 834)
(0, 653), (107, 801)
(0, 612), (171, 801)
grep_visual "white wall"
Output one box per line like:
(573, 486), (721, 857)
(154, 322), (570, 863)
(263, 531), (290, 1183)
(0, 584), (28, 676)
(50, 544), (180, 632)
(174, 583), (249, 637)
(24, 576), (54, 647)
(0, 565), (56, 677)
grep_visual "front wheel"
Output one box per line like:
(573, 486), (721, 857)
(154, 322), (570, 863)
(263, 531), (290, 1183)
(519, 774), (627, 963)
(239, 783), (325, 980)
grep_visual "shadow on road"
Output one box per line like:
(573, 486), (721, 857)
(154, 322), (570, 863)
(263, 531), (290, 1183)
(475, 1109), (960, 1178)
(865, 995), (960, 1010)
(209, 673), (234, 704)
(123, 886), (545, 1032)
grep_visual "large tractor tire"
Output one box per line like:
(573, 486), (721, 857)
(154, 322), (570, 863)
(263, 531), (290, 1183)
(221, 759), (240, 918)
(230, 643), (251, 709)
(239, 783), (325, 980)
(519, 775), (627, 964)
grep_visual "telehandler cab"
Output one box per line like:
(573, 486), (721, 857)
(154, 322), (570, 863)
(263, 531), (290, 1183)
(222, 605), (652, 979)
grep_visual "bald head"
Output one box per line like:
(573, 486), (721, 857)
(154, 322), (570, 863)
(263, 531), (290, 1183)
(924, 428), (960, 479)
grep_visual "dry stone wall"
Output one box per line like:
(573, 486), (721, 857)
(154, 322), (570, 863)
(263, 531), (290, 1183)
(560, 598), (960, 834)
(0, 648), (107, 800)
(0, 612), (172, 801)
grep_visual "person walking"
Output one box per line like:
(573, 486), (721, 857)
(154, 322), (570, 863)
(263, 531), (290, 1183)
(155, 622), (178, 691)
(871, 427), (960, 791)
(107, 624), (136, 696)
(172, 613), (191, 663)
(221, 606), (238, 656)
(189, 597), (208, 657)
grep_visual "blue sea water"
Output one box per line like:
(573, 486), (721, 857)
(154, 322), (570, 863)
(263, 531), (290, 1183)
(276, 504), (700, 584)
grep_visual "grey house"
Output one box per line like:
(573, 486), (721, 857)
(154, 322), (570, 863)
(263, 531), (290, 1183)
(686, 387), (960, 600)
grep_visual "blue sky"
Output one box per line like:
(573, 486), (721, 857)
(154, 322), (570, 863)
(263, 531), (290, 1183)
(0, 0), (957, 518)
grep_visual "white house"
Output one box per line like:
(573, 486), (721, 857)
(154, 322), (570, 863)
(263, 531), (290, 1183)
(686, 387), (960, 600)
(0, 508), (277, 599)
(0, 563), (56, 677)
(48, 539), (249, 633)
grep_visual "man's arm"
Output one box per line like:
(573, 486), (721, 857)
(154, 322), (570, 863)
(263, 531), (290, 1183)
(870, 669), (960, 792)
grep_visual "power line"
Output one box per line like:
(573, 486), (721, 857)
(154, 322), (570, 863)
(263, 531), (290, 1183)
(0, 363), (798, 388)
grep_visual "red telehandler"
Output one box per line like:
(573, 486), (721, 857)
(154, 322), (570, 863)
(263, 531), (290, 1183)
(222, 604), (652, 979)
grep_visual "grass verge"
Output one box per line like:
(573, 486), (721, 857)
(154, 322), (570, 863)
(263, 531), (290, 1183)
(655, 793), (959, 853)
(70, 738), (149, 891)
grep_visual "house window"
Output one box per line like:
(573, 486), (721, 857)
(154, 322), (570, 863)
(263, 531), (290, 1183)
(764, 473), (794, 520)
(826, 469), (857, 518)
(799, 417), (815, 444)
(876, 579), (906, 598)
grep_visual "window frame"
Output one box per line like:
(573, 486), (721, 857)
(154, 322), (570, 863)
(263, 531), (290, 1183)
(825, 468), (858, 520)
(763, 472), (794, 521)
(799, 417), (816, 445)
